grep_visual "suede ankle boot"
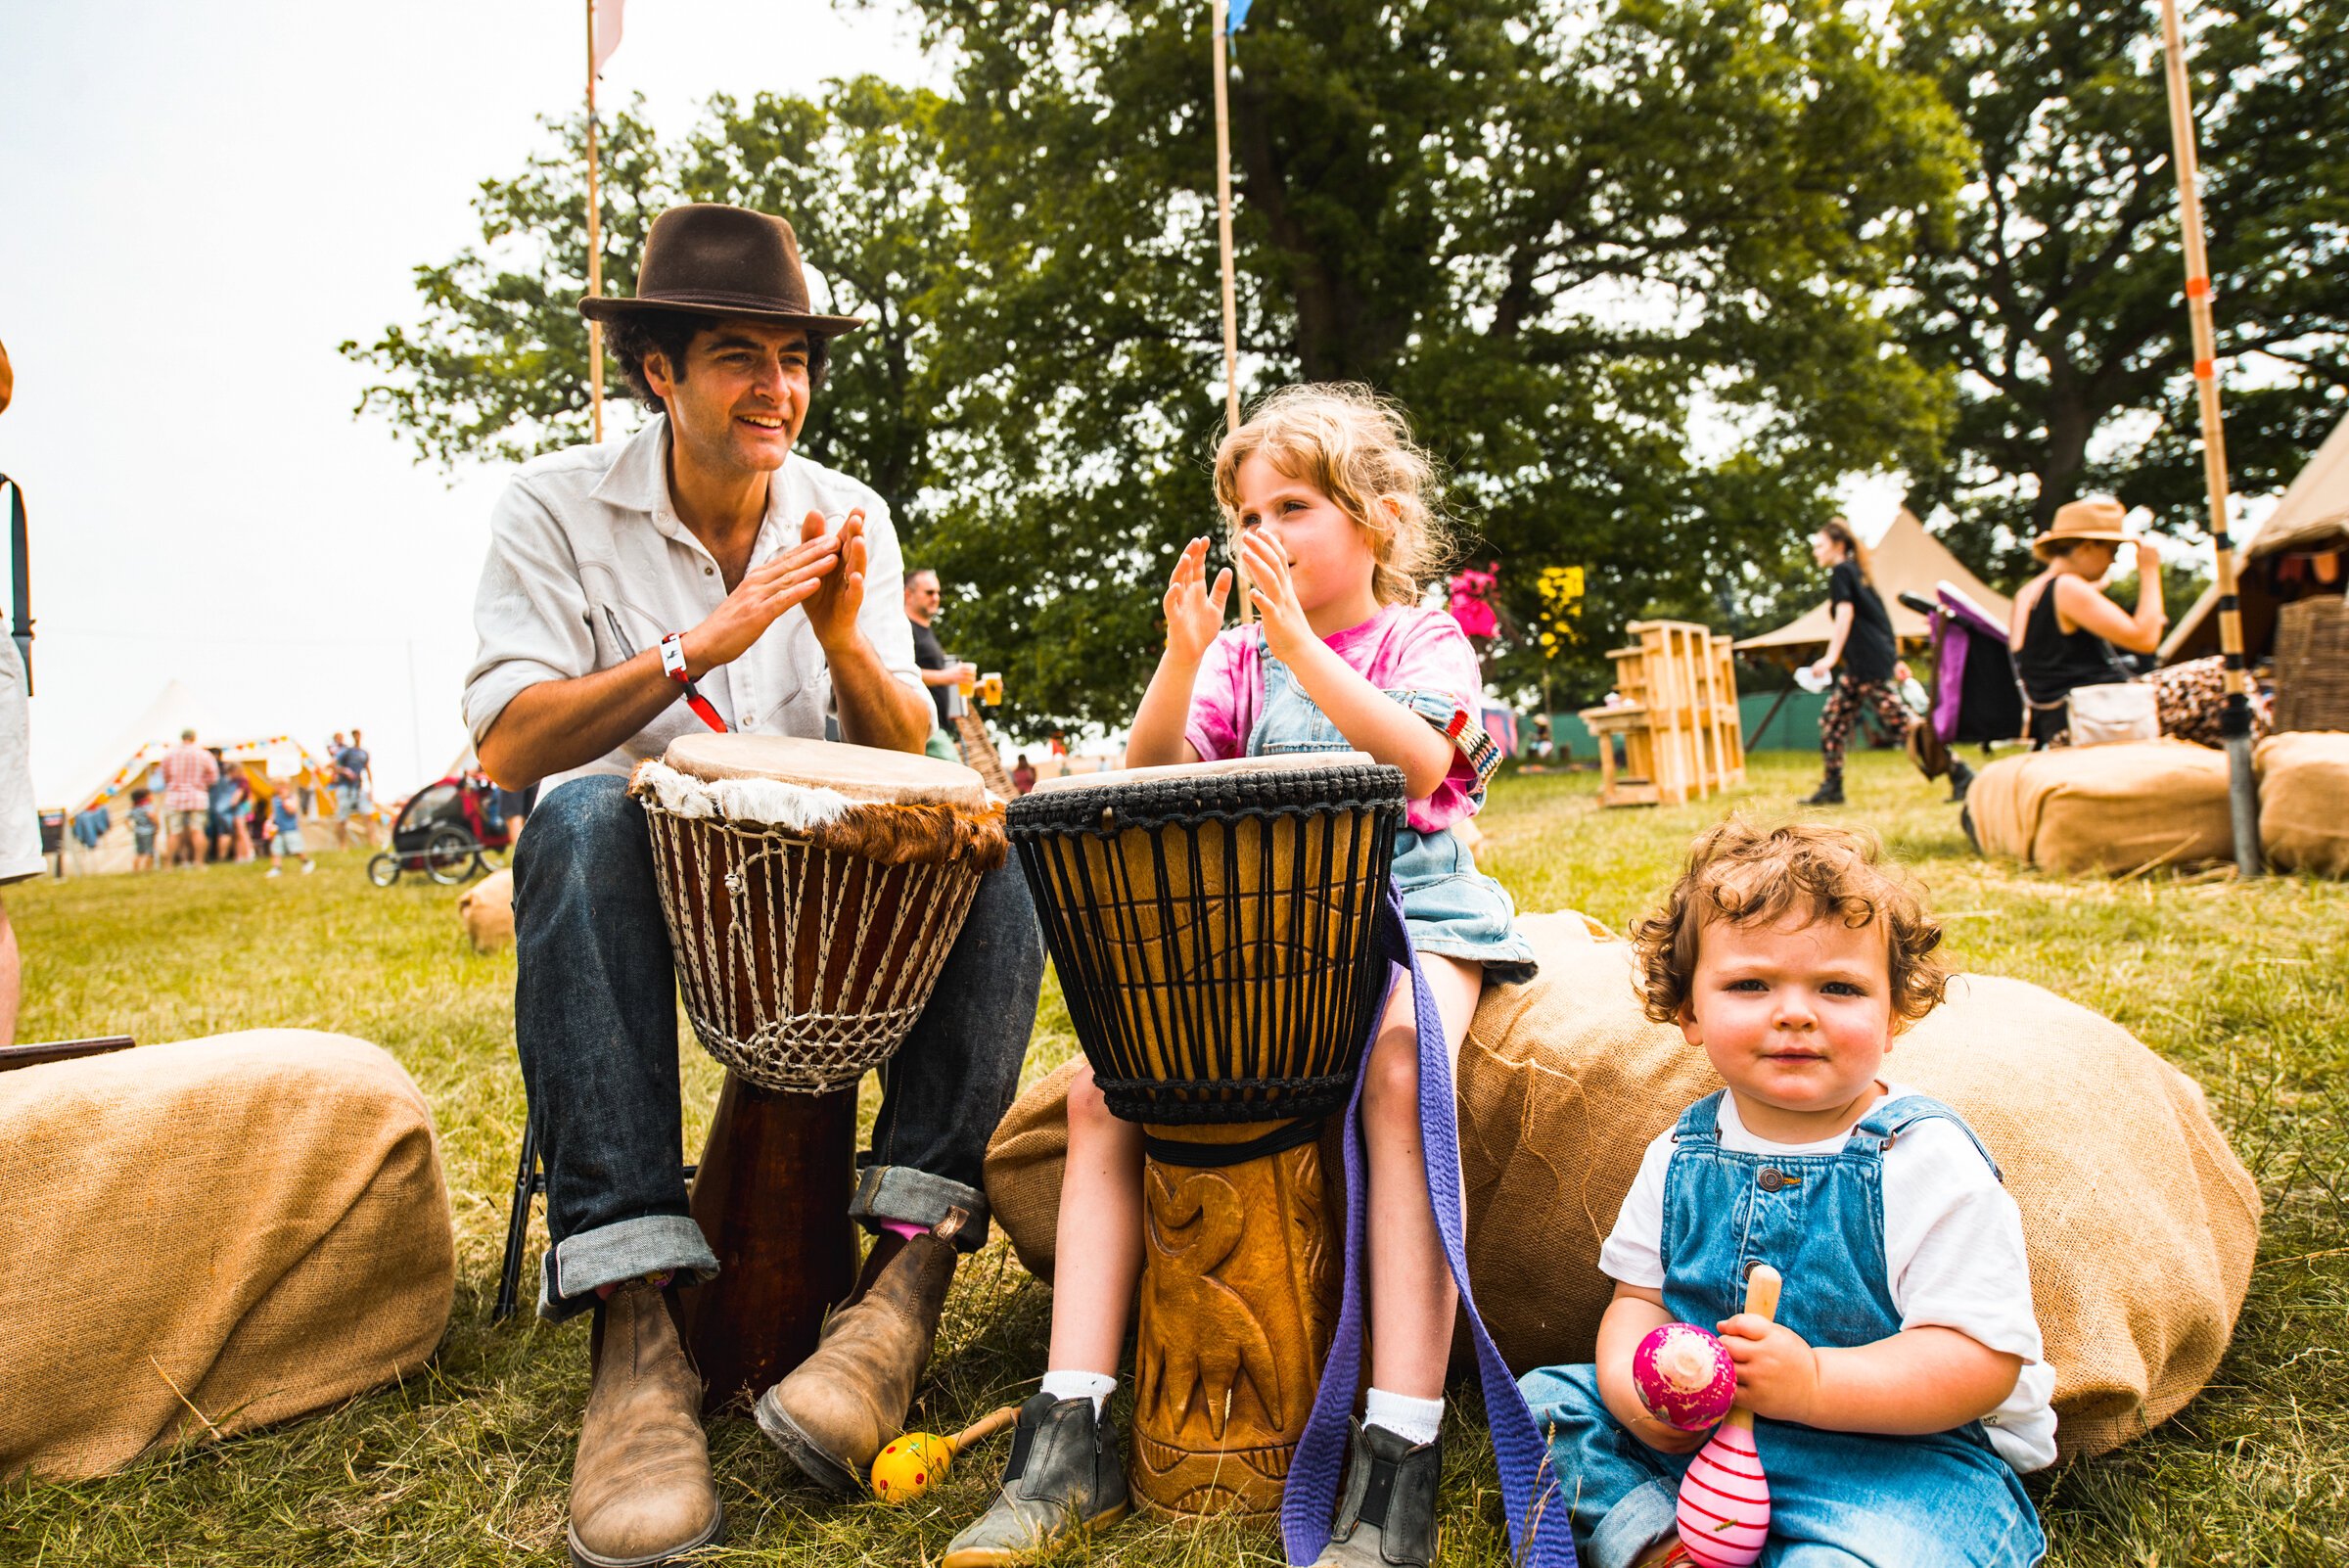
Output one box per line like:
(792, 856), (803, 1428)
(1313, 1420), (1443, 1567)
(568, 1279), (724, 1568)
(755, 1214), (961, 1493)
(941, 1392), (1130, 1567)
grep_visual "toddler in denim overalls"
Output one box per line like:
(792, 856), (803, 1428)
(1520, 819), (2053, 1568)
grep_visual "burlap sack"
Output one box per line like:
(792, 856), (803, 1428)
(459, 867), (516, 952)
(987, 914), (2261, 1460)
(2255, 730), (2349, 876)
(1967, 740), (2234, 874)
(0, 1031), (456, 1480)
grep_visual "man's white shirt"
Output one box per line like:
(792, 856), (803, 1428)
(464, 415), (924, 793)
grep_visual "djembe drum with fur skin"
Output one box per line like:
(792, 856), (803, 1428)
(631, 734), (1005, 1411)
(1008, 754), (1403, 1517)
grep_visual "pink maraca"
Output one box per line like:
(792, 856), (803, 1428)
(1632, 1322), (1736, 1431)
(1675, 1264), (1782, 1568)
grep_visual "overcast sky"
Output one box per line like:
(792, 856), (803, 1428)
(2, 0), (936, 802)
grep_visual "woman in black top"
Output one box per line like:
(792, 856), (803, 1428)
(2009, 497), (2166, 748)
(1799, 518), (1915, 805)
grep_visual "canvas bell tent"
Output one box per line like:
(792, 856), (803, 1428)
(1734, 510), (2014, 666)
(2162, 405), (2349, 665)
(45, 681), (346, 875)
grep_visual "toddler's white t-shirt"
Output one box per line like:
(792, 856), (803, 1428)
(1597, 1084), (2058, 1473)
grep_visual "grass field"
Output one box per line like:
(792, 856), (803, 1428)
(3, 749), (2343, 1566)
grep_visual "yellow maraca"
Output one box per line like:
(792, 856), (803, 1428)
(871, 1405), (1021, 1503)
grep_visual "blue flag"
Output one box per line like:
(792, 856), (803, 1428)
(1226, 0), (1253, 32)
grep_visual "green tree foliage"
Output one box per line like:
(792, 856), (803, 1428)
(342, 80), (959, 488)
(1895, 0), (2349, 585)
(910, 0), (1970, 724)
(339, 102), (670, 468)
(347, 5), (1968, 732)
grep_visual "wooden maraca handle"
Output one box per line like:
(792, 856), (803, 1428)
(1724, 1264), (1783, 1433)
(947, 1405), (1021, 1453)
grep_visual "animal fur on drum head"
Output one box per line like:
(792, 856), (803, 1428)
(630, 734), (1008, 1093)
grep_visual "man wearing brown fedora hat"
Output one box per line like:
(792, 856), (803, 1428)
(464, 205), (1043, 1567)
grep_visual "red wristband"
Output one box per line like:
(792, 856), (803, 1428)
(661, 633), (727, 733)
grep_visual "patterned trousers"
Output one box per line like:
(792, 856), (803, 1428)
(1819, 674), (1912, 775)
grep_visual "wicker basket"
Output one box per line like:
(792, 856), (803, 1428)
(2274, 595), (2349, 734)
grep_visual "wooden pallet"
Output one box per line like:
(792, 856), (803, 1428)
(1579, 621), (1746, 807)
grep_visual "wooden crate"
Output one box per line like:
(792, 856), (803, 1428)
(1578, 621), (1747, 807)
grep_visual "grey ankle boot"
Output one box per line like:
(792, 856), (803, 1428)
(941, 1393), (1130, 1567)
(1312, 1420), (1442, 1568)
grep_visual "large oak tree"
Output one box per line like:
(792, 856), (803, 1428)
(1895, 0), (2349, 583)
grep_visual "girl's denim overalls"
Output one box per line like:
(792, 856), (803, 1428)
(1244, 633), (1536, 980)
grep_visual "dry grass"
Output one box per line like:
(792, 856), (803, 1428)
(1, 748), (2342, 1565)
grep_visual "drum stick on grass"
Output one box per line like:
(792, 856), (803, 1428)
(1675, 1264), (1782, 1568)
(2158, 0), (2261, 874)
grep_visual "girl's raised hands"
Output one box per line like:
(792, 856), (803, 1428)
(1239, 527), (1313, 659)
(1165, 536), (1233, 663)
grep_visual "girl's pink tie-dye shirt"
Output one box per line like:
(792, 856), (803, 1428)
(1181, 604), (1486, 834)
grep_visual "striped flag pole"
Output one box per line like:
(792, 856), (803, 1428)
(584, 0), (606, 443)
(2159, 0), (2261, 873)
(1212, 0), (1252, 621)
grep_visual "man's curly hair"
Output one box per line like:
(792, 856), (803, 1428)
(1629, 818), (1949, 1030)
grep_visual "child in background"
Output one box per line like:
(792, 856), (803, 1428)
(265, 787), (313, 877)
(1519, 820), (2052, 1567)
(946, 385), (1535, 1568)
(128, 789), (159, 872)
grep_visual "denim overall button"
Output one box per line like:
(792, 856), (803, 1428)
(1757, 1167), (1789, 1192)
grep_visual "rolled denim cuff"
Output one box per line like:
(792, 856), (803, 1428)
(850, 1163), (991, 1253)
(538, 1214), (720, 1322)
(1589, 1477), (1679, 1568)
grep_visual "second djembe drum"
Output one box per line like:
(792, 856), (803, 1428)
(631, 733), (1005, 1410)
(1007, 753), (1405, 1517)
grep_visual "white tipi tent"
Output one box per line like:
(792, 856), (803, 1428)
(1733, 510), (2014, 664)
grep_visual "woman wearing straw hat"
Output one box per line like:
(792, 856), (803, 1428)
(2008, 495), (2265, 749)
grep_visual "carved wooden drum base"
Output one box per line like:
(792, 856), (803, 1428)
(1128, 1119), (1343, 1519)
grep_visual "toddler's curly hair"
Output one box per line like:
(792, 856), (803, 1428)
(1630, 818), (1949, 1030)
(1212, 384), (1451, 607)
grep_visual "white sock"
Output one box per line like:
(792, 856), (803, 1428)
(1039, 1369), (1118, 1417)
(1363, 1388), (1444, 1447)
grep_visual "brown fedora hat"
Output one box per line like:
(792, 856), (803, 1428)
(2031, 495), (2135, 561)
(580, 204), (862, 338)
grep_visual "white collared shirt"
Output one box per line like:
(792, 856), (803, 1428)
(463, 414), (923, 793)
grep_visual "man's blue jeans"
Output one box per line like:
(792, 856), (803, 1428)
(514, 775), (1044, 1320)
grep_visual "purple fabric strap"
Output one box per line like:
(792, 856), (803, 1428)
(1280, 881), (1575, 1567)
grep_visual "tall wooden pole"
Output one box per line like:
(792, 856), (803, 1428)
(585, 0), (606, 443)
(2159, 0), (2260, 873)
(1212, 0), (1251, 620)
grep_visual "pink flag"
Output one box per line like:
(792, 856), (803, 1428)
(592, 0), (625, 74)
